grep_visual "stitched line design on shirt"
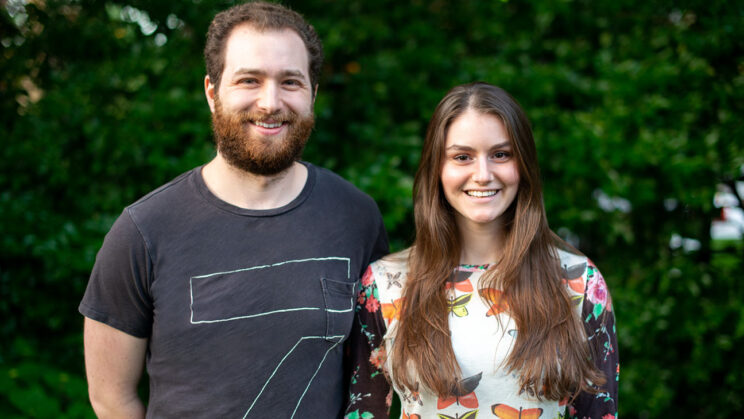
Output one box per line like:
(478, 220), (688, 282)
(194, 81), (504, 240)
(189, 257), (352, 324)
(191, 257), (351, 279)
(242, 334), (345, 419)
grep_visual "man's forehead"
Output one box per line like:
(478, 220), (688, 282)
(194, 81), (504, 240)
(223, 25), (310, 76)
(225, 25), (305, 55)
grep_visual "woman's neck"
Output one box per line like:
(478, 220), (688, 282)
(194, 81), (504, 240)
(456, 216), (506, 265)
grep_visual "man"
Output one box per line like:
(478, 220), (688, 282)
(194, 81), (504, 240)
(79, 2), (388, 417)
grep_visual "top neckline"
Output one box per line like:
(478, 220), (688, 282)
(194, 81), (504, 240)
(191, 161), (316, 217)
(457, 263), (492, 271)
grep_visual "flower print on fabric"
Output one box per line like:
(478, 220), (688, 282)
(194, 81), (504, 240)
(361, 266), (375, 287)
(365, 294), (380, 313)
(586, 262), (612, 319)
(567, 260), (618, 419)
(369, 346), (386, 371)
(345, 410), (374, 419)
(345, 265), (392, 418)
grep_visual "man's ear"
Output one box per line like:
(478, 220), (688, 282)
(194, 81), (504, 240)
(205, 75), (216, 113)
(312, 84), (318, 105)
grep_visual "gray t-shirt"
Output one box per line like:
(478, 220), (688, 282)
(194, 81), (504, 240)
(79, 163), (388, 418)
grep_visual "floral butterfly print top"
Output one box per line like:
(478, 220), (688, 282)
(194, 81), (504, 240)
(345, 248), (618, 419)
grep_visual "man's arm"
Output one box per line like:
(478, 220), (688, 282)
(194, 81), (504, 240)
(84, 317), (148, 419)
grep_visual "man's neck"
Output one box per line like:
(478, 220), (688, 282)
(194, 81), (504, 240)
(201, 154), (308, 210)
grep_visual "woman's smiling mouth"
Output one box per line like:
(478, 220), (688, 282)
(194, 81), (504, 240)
(465, 190), (498, 198)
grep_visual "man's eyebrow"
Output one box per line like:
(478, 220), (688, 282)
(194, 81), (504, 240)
(231, 68), (308, 80)
(232, 68), (266, 77)
(280, 69), (306, 79)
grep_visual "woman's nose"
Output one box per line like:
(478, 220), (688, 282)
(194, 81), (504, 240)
(472, 159), (493, 184)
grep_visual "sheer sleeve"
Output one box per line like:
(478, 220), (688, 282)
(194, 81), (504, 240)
(345, 266), (392, 419)
(568, 261), (619, 418)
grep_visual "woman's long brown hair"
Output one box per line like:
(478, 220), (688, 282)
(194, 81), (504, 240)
(391, 82), (606, 400)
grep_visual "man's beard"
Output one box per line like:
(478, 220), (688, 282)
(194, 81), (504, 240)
(211, 98), (314, 176)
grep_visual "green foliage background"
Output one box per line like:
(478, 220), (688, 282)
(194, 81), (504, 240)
(2, 0), (743, 417)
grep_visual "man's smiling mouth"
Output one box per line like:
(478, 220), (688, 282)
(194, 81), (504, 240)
(253, 121), (283, 129)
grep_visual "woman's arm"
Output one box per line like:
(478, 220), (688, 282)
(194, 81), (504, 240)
(568, 261), (619, 419)
(345, 266), (392, 419)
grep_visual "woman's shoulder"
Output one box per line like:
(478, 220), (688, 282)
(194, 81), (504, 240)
(555, 248), (606, 281)
(368, 248), (411, 301)
(556, 247), (613, 313)
(371, 248), (411, 274)
(556, 248), (589, 277)
(556, 248), (590, 300)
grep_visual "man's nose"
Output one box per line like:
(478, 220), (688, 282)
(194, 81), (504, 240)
(256, 82), (280, 113)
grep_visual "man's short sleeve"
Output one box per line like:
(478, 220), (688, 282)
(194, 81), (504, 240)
(79, 209), (153, 338)
(369, 214), (389, 266)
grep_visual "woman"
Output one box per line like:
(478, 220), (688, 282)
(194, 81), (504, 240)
(346, 82), (618, 419)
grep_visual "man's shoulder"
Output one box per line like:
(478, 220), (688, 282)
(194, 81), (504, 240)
(126, 167), (198, 213)
(119, 167), (200, 232)
(310, 163), (375, 202)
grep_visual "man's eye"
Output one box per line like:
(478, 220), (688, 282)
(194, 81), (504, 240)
(240, 78), (258, 85)
(284, 80), (301, 86)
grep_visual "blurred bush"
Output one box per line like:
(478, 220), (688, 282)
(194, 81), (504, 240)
(1, 0), (742, 417)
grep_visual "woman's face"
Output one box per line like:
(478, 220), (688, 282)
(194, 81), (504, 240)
(440, 109), (520, 230)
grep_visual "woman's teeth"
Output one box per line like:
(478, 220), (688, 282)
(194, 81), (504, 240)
(466, 190), (497, 197)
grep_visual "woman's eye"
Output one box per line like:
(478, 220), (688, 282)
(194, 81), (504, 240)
(493, 151), (510, 160)
(453, 155), (470, 161)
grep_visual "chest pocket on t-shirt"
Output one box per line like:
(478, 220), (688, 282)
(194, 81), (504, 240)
(320, 277), (357, 340)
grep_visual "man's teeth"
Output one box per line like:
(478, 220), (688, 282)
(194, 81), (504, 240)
(255, 121), (282, 128)
(466, 190), (497, 197)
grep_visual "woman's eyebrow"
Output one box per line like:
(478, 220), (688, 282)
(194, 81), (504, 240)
(445, 141), (511, 151)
